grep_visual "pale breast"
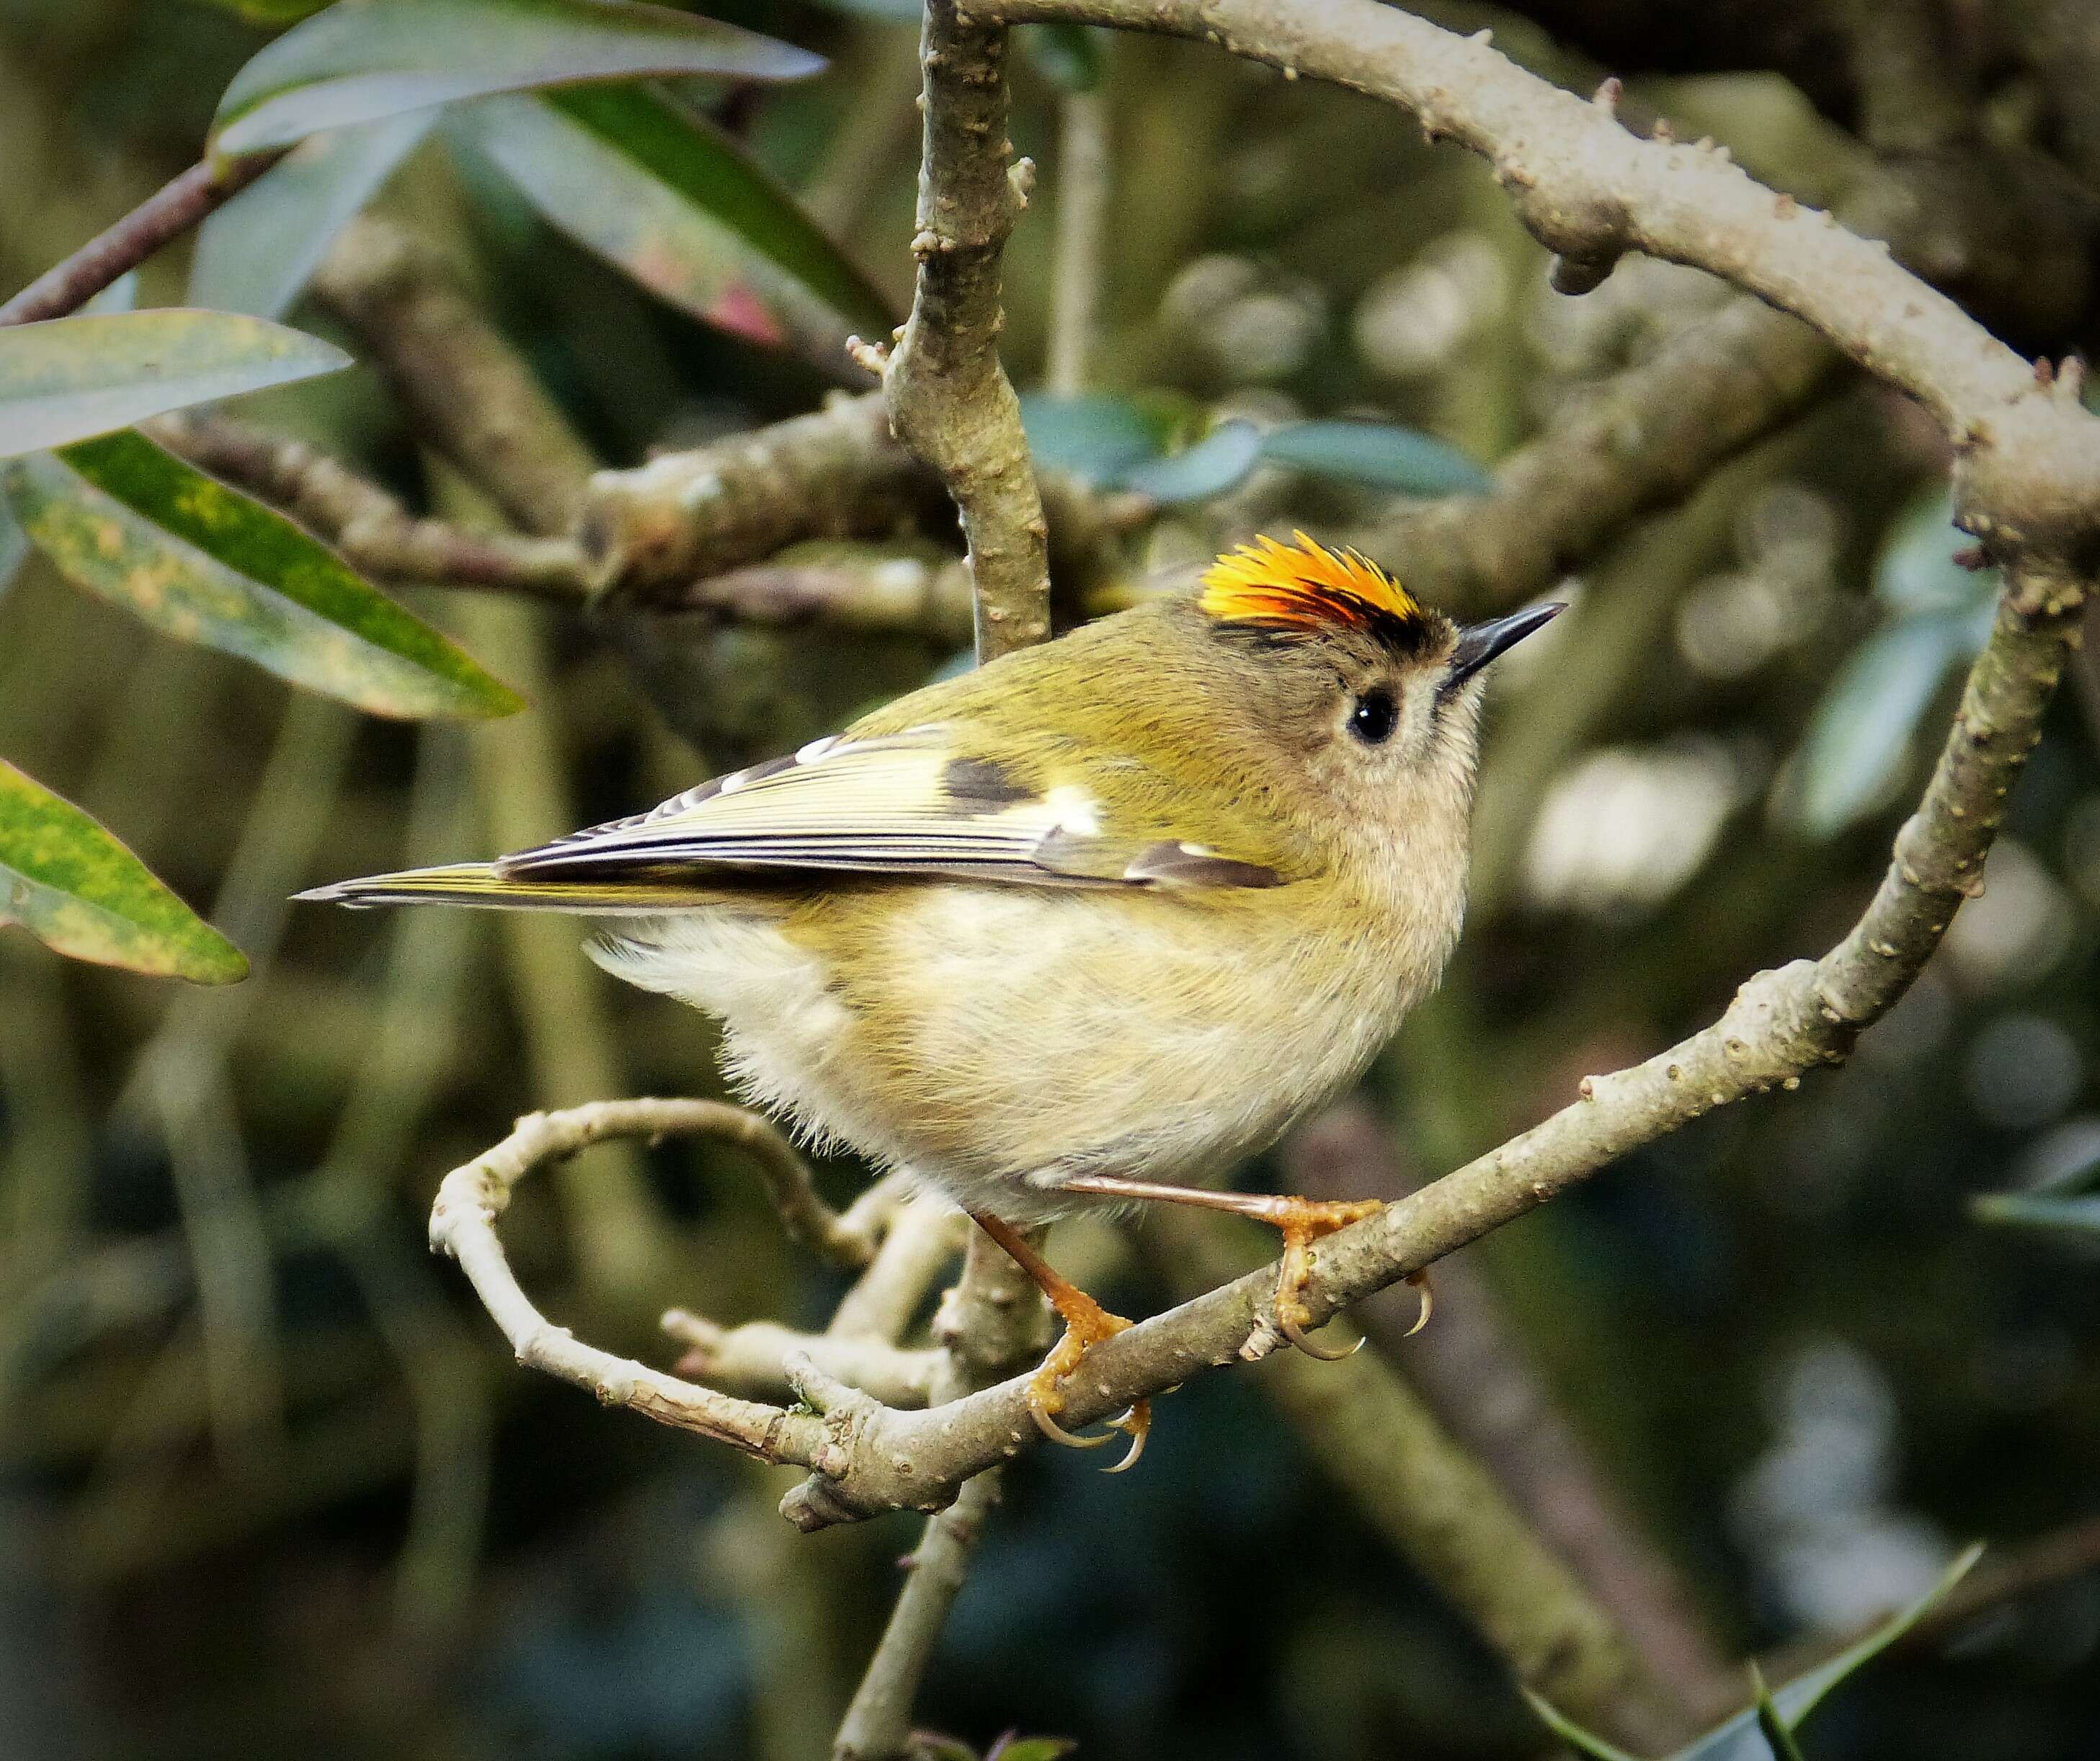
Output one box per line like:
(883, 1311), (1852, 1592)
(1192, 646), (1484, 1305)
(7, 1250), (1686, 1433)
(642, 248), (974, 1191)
(596, 873), (1451, 1222)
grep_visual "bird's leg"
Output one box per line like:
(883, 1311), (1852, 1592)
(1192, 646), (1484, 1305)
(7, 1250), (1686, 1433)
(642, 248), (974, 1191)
(968, 1211), (1150, 1472)
(1056, 1174), (1422, 1360)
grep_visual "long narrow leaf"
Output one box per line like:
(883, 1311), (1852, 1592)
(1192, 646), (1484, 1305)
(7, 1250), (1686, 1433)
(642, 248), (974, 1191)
(192, 110), (437, 319)
(0, 501), (24, 599)
(452, 85), (891, 343)
(0, 762), (247, 984)
(1793, 615), (1971, 838)
(213, 0), (822, 156)
(4, 432), (522, 720)
(0, 311), (348, 459)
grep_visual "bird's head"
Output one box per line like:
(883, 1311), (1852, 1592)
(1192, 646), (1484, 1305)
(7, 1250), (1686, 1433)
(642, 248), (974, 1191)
(1187, 532), (1561, 844)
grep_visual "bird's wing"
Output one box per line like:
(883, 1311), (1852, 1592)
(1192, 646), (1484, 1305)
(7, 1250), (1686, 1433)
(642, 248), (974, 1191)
(497, 724), (1292, 891)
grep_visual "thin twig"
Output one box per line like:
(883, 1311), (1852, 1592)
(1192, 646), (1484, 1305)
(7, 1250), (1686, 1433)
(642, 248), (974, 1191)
(873, 0), (1052, 660)
(150, 411), (592, 601)
(427, 1100), (829, 1464)
(0, 152), (284, 326)
(664, 1312), (945, 1409)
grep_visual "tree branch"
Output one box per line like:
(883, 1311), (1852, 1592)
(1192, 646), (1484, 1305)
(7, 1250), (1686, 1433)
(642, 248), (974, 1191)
(427, 1100), (832, 1463)
(1046, 86), (1112, 396)
(149, 411), (592, 600)
(0, 152), (283, 326)
(867, 0), (1052, 660)
(987, 0), (2100, 561)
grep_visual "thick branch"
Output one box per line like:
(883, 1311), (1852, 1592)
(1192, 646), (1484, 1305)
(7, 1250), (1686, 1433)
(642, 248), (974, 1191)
(876, 0), (1052, 659)
(988, 0), (2100, 563)
(0, 153), (283, 326)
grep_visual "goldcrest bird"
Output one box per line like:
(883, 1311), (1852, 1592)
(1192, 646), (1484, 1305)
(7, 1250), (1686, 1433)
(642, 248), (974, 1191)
(302, 532), (1560, 1466)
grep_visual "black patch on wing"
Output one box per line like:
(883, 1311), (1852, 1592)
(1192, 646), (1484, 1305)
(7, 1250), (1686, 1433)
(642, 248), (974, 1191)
(1122, 841), (1284, 888)
(942, 756), (1034, 809)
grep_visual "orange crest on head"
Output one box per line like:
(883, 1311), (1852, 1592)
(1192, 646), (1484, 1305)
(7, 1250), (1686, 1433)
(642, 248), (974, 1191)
(1198, 531), (1427, 648)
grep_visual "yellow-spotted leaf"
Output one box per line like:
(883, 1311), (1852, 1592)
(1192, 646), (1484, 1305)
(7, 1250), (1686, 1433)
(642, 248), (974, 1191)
(4, 431), (522, 720)
(0, 311), (350, 460)
(192, 110), (438, 319)
(452, 86), (891, 344)
(0, 762), (246, 984)
(212, 0), (822, 158)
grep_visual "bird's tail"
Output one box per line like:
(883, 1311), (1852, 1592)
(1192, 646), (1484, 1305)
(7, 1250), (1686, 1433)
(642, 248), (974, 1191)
(293, 862), (726, 914)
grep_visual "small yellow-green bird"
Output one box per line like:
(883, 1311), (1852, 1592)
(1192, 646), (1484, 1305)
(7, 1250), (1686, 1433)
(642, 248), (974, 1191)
(302, 532), (1558, 1465)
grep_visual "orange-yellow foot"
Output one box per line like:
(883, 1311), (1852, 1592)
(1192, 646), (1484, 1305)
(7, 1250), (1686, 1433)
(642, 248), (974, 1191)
(969, 1209), (1152, 1474)
(1258, 1195), (1386, 1360)
(1027, 1288), (1152, 1474)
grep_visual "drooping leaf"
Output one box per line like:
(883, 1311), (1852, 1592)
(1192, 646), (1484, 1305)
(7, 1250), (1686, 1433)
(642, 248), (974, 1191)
(1019, 392), (1185, 483)
(0, 311), (350, 459)
(1121, 418), (1263, 504)
(0, 761), (247, 984)
(1749, 1669), (1810, 1761)
(4, 431), (522, 720)
(1528, 1547), (1980, 1761)
(1260, 419), (1493, 495)
(191, 110), (437, 319)
(1792, 613), (1974, 839)
(1021, 23), (1105, 91)
(450, 85), (891, 344)
(212, 0), (824, 157)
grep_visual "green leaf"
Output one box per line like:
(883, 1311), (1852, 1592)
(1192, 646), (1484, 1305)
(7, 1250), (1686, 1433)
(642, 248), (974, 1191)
(212, 0), (823, 157)
(1260, 419), (1492, 494)
(1970, 1188), (2100, 1234)
(1793, 614), (1973, 838)
(0, 311), (350, 460)
(1750, 1669), (1810, 1761)
(1019, 392), (1186, 483)
(4, 431), (522, 720)
(1756, 1546), (1981, 1735)
(192, 110), (437, 319)
(0, 761), (246, 984)
(1520, 1690), (1647, 1761)
(1021, 23), (1105, 91)
(450, 85), (891, 344)
(1121, 418), (1262, 504)
(1525, 1547), (1980, 1761)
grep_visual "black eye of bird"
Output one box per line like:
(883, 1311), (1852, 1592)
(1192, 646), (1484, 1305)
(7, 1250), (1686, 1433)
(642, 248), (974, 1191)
(1349, 687), (1399, 744)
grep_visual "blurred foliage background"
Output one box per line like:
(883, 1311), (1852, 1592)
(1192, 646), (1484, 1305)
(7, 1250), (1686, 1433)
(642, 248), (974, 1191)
(4, 1), (2100, 1758)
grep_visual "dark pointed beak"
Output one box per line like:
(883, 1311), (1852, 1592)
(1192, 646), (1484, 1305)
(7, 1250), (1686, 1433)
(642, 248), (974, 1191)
(1446, 602), (1565, 687)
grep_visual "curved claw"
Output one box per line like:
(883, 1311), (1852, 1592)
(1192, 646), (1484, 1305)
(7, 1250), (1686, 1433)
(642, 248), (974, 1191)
(1278, 1307), (1365, 1361)
(1101, 1403), (1151, 1474)
(1030, 1397), (1116, 1450)
(1403, 1270), (1433, 1337)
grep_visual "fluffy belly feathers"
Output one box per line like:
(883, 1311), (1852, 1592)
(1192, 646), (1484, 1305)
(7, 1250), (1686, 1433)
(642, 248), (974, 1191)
(595, 879), (1423, 1221)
